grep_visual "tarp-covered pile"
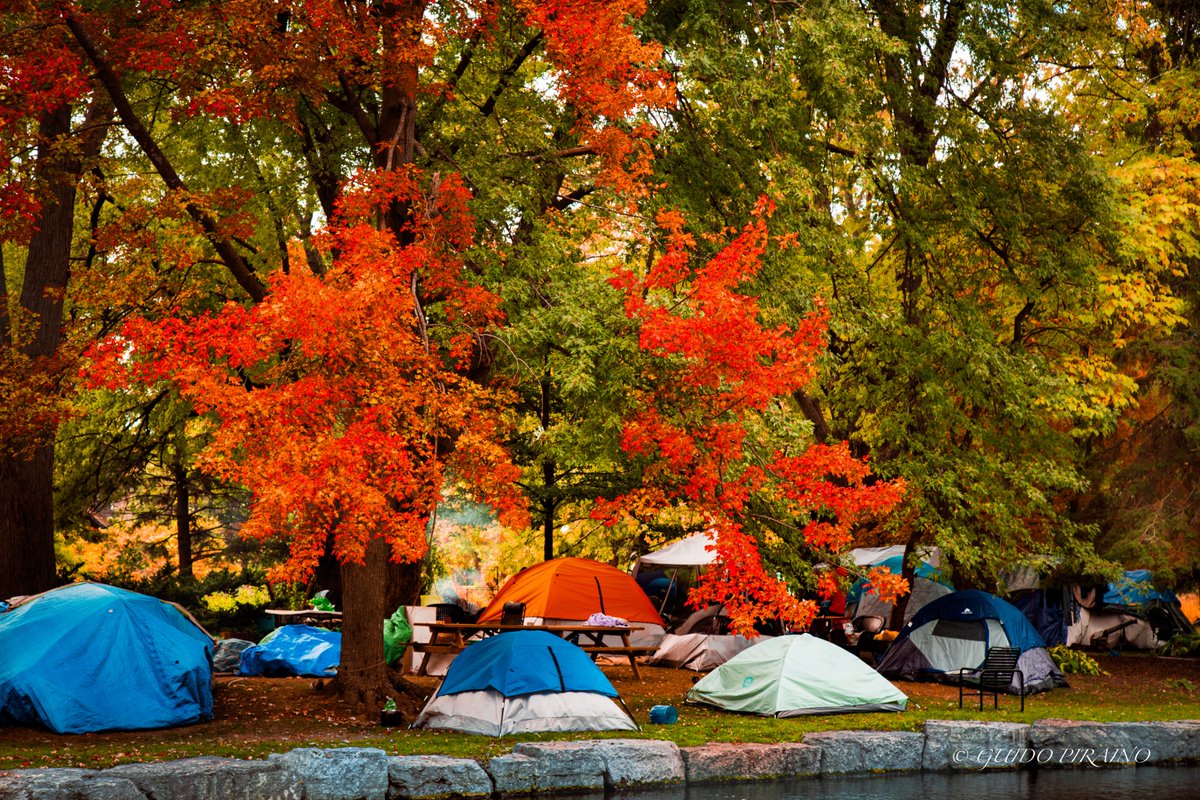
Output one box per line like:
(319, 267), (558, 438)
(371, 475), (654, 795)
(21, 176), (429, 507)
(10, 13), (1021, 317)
(239, 624), (341, 677)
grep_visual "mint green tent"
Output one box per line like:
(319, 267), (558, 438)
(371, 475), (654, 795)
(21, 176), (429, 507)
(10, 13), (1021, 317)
(686, 634), (907, 717)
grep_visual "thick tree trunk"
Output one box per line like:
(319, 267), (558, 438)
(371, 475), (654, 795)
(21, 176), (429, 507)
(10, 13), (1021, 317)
(336, 537), (390, 711)
(0, 446), (58, 599)
(888, 529), (924, 630)
(0, 106), (77, 599)
(329, 0), (430, 713)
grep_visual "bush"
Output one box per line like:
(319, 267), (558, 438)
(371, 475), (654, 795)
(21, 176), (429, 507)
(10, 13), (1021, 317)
(1159, 632), (1200, 657)
(1048, 645), (1107, 675)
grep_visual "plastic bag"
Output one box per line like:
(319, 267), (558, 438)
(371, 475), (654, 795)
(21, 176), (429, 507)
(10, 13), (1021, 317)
(383, 605), (413, 665)
(310, 591), (335, 612)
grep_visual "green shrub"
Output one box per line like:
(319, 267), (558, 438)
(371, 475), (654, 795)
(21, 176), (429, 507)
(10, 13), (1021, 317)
(1159, 632), (1200, 657)
(1048, 645), (1107, 675)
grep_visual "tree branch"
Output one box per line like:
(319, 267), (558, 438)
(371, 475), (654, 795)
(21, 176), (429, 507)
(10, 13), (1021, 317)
(65, 14), (266, 302)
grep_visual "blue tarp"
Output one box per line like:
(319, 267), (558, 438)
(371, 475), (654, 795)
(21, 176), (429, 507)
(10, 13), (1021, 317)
(0, 583), (213, 734)
(1103, 570), (1178, 607)
(439, 630), (618, 698)
(239, 624), (341, 677)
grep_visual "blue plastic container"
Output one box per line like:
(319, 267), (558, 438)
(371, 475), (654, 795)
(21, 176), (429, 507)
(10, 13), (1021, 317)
(649, 704), (678, 724)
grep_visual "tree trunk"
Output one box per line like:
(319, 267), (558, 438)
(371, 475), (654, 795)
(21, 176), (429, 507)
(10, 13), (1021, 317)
(329, 0), (429, 712)
(0, 105), (77, 599)
(335, 536), (391, 712)
(174, 457), (193, 580)
(888, 529), (924, 630)
(0, 446), (58, 599)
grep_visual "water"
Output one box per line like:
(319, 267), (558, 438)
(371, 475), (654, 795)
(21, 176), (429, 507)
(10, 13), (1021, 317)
(621, 767), (1199, 800)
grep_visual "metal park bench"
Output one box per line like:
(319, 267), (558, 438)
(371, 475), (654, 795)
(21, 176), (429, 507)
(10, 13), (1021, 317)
(957, 646), (1026, 712)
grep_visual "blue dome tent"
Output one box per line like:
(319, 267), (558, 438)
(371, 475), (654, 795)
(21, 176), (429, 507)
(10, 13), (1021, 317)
(412, 630), (637, 735)
(0, 583), (213, 734)
(876, 589), (1067, 694)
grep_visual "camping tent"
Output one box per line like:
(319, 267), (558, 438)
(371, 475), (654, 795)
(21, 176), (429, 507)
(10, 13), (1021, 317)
(238, 624), (341, 677)
(648, 632), (764, 671)
(686, 634), (907, 716)
(0, 583), (213, 734)
(848, 554), (954, 626)
(476, 558), (665, 647)
(411, 630), (638, 735)
(876, 589), (1067, 694)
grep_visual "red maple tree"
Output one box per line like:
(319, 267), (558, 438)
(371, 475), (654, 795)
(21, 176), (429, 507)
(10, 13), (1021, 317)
(604, 201), (907, 634)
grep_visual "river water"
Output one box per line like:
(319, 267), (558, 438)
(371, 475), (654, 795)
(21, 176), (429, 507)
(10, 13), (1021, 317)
(621, 767), (1198, 800)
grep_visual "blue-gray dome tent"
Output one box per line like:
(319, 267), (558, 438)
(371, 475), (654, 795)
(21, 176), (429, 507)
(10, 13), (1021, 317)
(876, 589), (1067, 694)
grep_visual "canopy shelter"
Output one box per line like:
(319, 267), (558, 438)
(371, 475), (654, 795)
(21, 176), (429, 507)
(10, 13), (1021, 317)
(876, 590), (1067, 694)
(632, 531), (719, 620)
(477, 558), (665, 647)
(686, 634), (907, 716)
(411, 630), (638, 735)
(0, 583), (213, 734)
(634, 531), (718, 571)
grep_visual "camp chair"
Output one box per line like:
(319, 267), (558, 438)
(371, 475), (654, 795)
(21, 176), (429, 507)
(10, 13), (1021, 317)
(956, 646), (1025, 712)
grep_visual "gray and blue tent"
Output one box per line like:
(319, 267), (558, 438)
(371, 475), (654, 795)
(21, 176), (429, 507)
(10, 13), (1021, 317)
(0, 583), (213, 734)
(876, 590), (1067, 694)
(411, 630), (637, 735)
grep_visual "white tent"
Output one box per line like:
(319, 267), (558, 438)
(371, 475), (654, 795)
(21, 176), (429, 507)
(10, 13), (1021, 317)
(414, 689), (637, 736)
(848, 546), (941, 568)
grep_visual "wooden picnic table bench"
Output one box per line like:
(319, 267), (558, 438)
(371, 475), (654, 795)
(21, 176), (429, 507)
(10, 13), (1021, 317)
(412, 621), (649, 680)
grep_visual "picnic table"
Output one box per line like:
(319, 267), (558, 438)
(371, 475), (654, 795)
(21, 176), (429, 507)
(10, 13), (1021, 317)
(411, 621), (653, 680)
(264, 608), (344, 628)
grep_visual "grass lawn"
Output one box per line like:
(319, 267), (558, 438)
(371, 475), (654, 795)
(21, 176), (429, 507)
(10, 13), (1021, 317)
(2, 652), (1198, 771)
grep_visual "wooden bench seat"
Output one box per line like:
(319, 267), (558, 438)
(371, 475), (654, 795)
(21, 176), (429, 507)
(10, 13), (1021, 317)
(579, 646), (657, 656)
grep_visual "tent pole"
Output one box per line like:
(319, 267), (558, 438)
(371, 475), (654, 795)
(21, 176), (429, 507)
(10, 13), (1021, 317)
(659, 569), (679, 616)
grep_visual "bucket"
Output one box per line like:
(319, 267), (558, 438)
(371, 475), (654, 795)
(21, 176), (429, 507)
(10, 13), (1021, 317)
(648, 705), (678, 725)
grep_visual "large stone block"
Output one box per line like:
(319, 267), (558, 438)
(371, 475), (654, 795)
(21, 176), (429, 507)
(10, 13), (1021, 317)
(0, 770), (146, 800)
(514, 739), (685, 788)
(106, 757), (301, 800)
(923, 720), (1031, 771)
(386, 756), (492, 799)
(802, 731), (924, 774)
(1028, 720), (1200, 768)
(270, 748), (388, 799)
(681, 742), (821, 783)
(487, 752), (605, 795)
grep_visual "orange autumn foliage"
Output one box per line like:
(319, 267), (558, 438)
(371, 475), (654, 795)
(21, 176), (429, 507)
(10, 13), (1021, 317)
(87, 169), (527, 582)
(605, 201), (906, 635)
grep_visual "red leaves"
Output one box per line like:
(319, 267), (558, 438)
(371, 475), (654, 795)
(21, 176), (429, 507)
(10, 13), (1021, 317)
(87, 166), (525, 582)
(605, 204), (905, 634)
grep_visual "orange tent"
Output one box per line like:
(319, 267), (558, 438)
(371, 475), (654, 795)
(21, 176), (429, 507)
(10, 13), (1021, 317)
(478, 558), (664, 626)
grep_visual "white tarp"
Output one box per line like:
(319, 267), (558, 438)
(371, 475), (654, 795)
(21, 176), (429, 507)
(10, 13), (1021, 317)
(636, 531), (718, 570)
(848, 546), (942, 568)
(412, 689), (637, 736)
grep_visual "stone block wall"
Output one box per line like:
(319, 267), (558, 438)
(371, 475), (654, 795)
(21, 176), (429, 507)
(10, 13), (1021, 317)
(4, 720), (1200, 799)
